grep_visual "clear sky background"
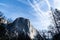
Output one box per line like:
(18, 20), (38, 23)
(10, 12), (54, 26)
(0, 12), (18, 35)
(0, 0), (60, 31)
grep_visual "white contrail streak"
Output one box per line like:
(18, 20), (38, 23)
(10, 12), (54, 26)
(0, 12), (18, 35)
(45, 0), (51, 10)
(28, 0), (46, 18)
(28, 0), (52, 30)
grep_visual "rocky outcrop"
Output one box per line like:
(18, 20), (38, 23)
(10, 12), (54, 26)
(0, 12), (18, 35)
(0, 17), (43, 40)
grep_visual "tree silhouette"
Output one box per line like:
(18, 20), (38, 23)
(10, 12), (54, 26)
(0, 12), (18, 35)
(49, 8), (60, 40)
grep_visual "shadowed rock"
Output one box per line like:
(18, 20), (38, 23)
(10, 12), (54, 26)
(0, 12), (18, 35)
(0, 17), (43, 40)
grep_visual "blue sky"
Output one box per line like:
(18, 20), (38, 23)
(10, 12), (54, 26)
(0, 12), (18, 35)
(0, 0), (60, 31)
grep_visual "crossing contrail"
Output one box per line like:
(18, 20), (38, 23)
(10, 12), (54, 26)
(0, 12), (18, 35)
(28, 0), (52, 30)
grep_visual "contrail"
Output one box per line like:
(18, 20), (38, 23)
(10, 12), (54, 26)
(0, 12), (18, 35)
(28, 0), (51, 16)
(28, 0), (51, 18)
(45, 0), (51, 10)
(28, 0), (52, 30)
(28, 0), (44, 17)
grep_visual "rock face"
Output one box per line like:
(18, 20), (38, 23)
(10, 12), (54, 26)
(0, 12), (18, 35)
(0, 17), (43, 40)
